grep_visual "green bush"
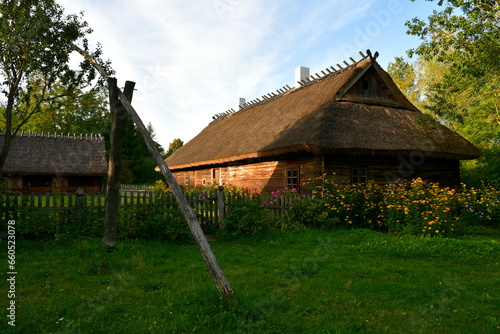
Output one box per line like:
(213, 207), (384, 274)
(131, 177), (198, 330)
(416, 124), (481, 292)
(307, 176), (500, 237)
(118, 203), (191, 243)
(223, 196), (271, 235)
(1, 198), (191, 242)
(287, 198), (335, 229)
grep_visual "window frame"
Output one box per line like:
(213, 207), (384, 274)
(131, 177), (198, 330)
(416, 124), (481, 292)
(351, 167), (368, 185)
(286, 168), (299, 191)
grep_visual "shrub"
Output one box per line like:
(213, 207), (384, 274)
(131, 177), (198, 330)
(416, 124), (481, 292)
(1, 194), (192, 242)
(223, 195), (271, 235)
(287, 198), (335, 229)
(307, 176), (500, 237)
(118, 203), (191, 243)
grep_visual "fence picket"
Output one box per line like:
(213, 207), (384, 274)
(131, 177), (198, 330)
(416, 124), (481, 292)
(1, 188), (304, 226)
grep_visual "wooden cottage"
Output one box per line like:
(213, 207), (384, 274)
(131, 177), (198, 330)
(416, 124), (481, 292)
(1, 132), (108, 193)
(165, 52), (481, 194)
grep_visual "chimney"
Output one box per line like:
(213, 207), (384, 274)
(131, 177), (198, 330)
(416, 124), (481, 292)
(237, 97), (246, 110)
(295, 66), (310, 88)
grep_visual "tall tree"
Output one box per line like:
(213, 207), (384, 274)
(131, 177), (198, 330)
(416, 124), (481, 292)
(0, 0), (107, 175)
(405, 0), (500, 139)
(120, 120), (166, 184)
(166, 138), (184, 158)
(405, 0), (500, 185)
(387, 56), (422, 109)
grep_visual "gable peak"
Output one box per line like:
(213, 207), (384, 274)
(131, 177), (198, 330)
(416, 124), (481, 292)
(211, 50), (376, 124)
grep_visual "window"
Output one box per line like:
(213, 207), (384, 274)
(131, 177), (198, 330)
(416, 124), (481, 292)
(286, 168), (299, 190)
(184, 175), (190, 187)
(351, 168), (367, 184)
(363, 79), (369, 90)
(212, 168), (220, 184)
(24, 175), (52, 188)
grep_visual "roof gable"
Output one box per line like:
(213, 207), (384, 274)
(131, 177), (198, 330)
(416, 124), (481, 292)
(335, 61), (418, 111)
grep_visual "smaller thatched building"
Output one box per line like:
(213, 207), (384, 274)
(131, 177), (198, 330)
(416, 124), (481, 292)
(1, 132), (108, 193)
(165, 51), (481, 194)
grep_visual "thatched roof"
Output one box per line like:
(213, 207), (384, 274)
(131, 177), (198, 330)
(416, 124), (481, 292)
(167, 54), (481, 170)
(1, 132), (108, 175)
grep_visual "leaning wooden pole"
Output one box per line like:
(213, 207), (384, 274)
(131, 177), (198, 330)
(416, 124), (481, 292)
(68, 42), (235, 300)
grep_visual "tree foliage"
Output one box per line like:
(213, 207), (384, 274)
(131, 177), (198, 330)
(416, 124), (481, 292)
(0, 0), (112, 174)
(400, 0), (500, 186)
(386, 56), (422, 109)
(166, 138), (184, 158)
(120, 120), (166, 185)
(2, 75), (110, 135)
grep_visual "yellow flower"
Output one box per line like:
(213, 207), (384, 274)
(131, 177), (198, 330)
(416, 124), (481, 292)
(435, 230), (439, 233)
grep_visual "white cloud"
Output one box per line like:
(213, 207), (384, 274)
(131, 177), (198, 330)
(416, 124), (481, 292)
(60, 0), (439, 148)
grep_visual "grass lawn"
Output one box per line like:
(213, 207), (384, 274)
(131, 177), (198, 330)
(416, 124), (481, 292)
(7, 228), (500, 333)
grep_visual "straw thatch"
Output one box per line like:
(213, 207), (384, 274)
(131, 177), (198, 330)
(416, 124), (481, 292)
(0, 132), (107, 175)
(166, 56), (481, 170)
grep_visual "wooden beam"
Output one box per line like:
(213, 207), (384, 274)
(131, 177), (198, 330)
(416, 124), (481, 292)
(68, 41), (236, 301)
(104, 78), (135, 248)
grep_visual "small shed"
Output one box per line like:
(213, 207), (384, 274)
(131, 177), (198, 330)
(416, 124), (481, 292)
(1, 132), (108, 193)
(165, 52), (481, 194)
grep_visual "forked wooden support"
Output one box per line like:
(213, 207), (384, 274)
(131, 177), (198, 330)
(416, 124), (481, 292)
(68, 41), (236, 301)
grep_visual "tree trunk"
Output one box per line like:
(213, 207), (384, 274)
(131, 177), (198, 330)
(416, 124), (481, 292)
(104, 78), (135, 248)
(0, 93), (16, 182)
(68, 41), (236, 300)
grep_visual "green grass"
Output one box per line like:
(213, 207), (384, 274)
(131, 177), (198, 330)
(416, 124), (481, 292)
(7, 229), (500, 333)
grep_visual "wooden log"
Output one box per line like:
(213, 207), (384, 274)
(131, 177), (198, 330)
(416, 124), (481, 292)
(68, 41), (236, 301)
(104, 78), (135, 248)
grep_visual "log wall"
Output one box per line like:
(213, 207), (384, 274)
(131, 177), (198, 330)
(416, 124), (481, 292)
(171, 153), (461, 194)
(2, 174), (104, 194)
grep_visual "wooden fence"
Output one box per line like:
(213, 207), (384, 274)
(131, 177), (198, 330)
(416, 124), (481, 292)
(1, 187), (302, 226)
(119, 184), (152, 195)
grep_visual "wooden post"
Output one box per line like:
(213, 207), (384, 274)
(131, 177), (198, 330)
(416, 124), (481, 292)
(68, 41), (236, 300)
(104, 78), (135, 248)
(217, 186), (225, 229)
(74, 187), (86, 226)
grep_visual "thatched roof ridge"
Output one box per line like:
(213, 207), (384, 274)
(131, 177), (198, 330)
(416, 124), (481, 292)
(1, 132), (108, 175)
(212, 53), (371, 123)
(166, 54), (481, 170)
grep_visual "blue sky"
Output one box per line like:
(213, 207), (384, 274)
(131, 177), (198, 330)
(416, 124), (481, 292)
(61, 0), (440, 148)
